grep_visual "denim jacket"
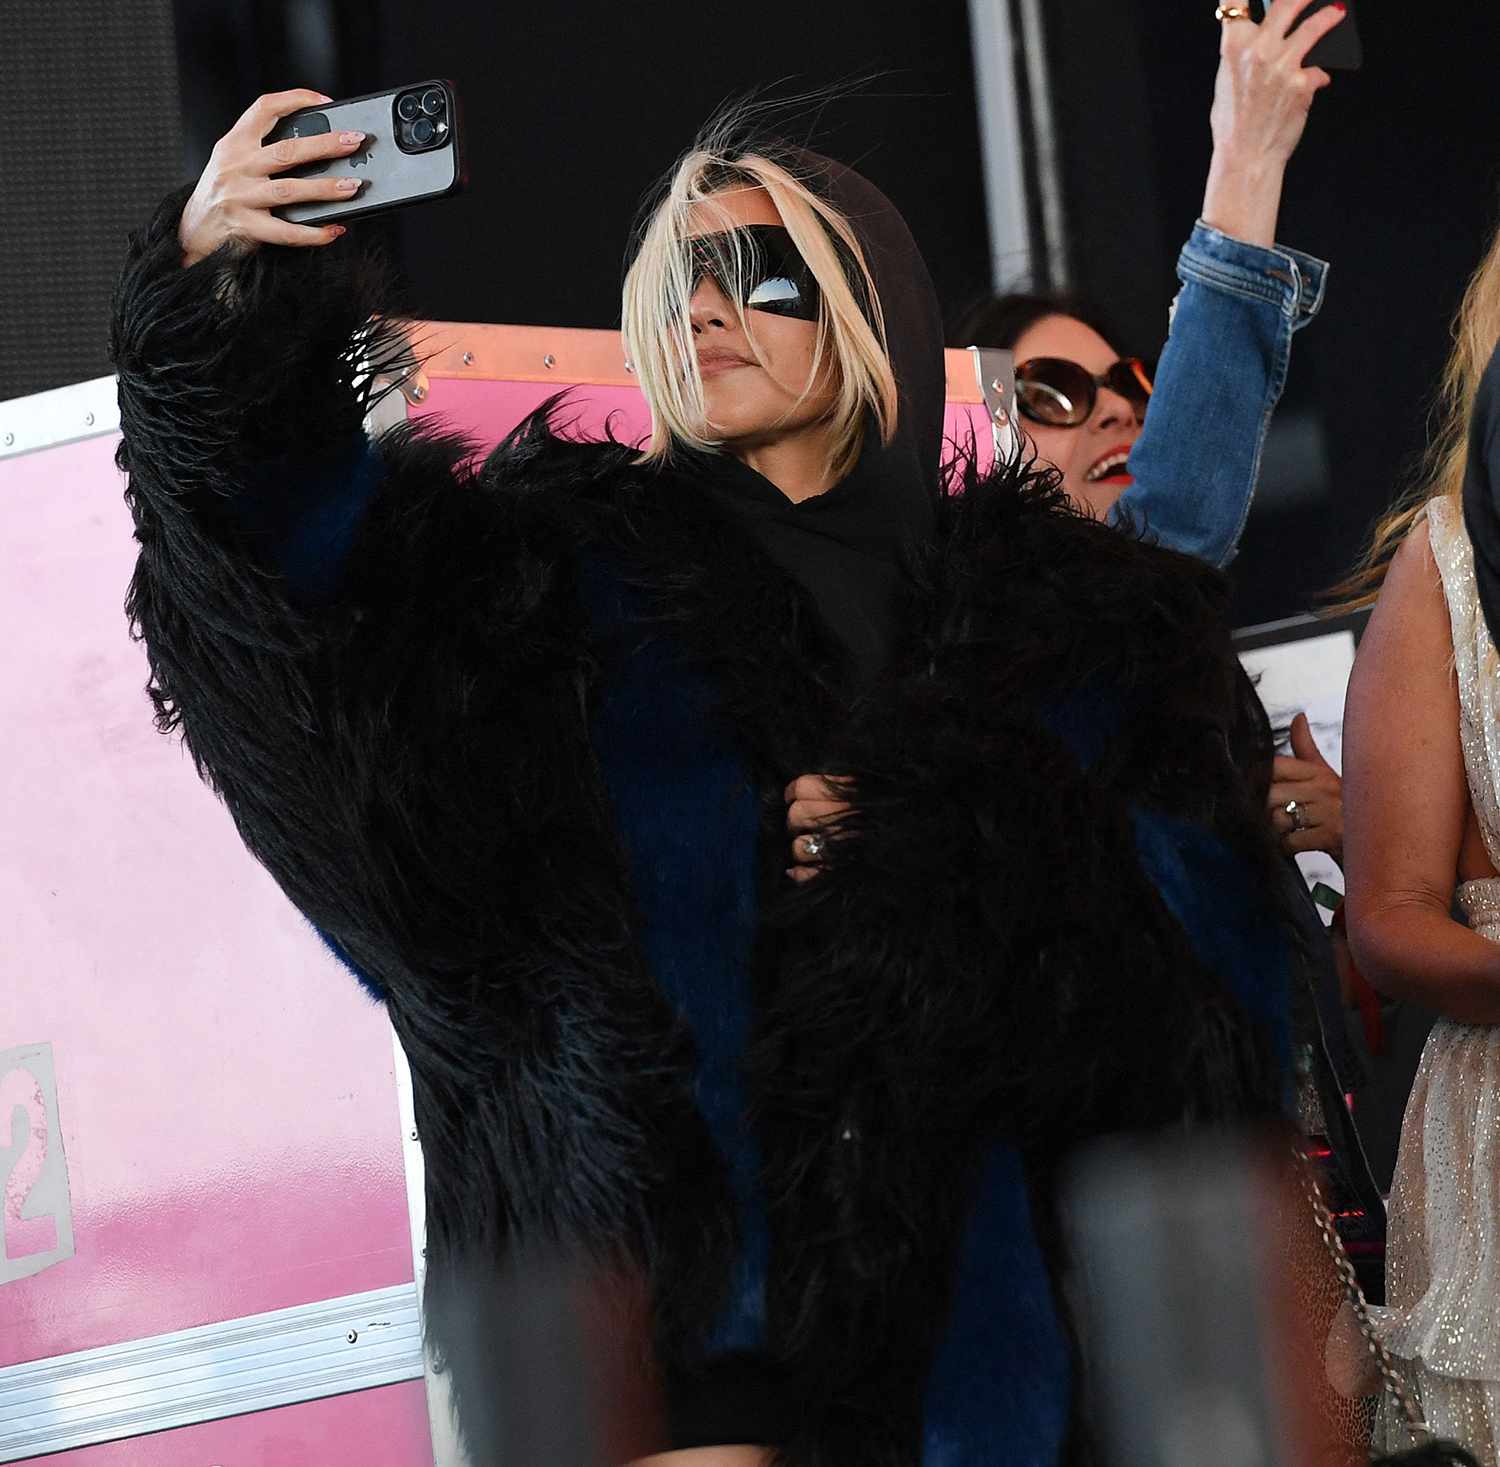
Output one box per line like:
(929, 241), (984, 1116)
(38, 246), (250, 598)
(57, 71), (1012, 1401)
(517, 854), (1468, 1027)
(1111, 222), (1329, 567)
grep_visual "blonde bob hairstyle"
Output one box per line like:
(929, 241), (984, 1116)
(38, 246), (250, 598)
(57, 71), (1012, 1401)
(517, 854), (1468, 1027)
(1332, 213), (1500, 610)
(621, 134), (899, 484)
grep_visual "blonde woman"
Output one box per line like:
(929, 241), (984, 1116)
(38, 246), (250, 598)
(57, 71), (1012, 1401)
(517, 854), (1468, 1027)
(113, 95), (1295, 1465)
(1340, 220), (1500, 1460)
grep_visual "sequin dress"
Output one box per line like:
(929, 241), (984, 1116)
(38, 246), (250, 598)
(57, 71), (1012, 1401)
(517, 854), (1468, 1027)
(1372, 494), (1500, 1460)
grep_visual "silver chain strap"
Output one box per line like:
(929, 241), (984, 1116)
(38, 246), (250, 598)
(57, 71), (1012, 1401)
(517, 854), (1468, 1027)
(1292, 1138), (1432, 1444)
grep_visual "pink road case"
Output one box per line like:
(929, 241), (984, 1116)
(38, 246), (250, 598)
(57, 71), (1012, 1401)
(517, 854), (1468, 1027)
(0, 327), (1008, 1465)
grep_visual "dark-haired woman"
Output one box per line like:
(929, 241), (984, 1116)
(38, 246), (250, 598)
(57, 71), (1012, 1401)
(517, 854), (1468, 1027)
(112, 72), (1297, 1467)
(957, 0), (1349, 877)
(958, 0), (1336, 567)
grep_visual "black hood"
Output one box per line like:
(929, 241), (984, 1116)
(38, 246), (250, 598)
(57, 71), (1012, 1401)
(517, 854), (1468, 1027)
(794, 146), (948, 515)
(687, 146), (947, 687)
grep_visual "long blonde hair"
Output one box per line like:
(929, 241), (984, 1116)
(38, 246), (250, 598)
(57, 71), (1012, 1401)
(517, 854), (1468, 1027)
(1333, 215), (1500, 609)
(620, 122), (898, 484)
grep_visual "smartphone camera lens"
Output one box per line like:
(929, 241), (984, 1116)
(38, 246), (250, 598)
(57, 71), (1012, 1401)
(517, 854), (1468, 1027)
(394, 86), (449, 153)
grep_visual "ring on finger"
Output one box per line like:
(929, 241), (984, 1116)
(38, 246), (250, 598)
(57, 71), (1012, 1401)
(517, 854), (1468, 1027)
(1283, 799), (1309, 833)
(1215, 4), (1253, 18)
(800, 832), (827, 861)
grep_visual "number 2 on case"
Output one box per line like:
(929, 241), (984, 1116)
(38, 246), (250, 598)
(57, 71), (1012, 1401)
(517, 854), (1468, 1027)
(1, 1044), (75, 1285)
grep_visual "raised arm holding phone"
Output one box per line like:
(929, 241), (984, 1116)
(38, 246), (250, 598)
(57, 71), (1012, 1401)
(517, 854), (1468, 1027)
(177, 89), (361, 264)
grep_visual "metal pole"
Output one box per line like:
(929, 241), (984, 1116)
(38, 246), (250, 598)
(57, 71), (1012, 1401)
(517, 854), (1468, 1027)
(1013, 0), (1071, 288)
(966, 0), (1071, 292)
(967, 0), (1034, 291)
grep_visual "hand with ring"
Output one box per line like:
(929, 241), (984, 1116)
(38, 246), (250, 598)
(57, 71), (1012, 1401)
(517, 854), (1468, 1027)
(1204, 0), (1346, 247)
(1269, 712), (1344, 862)
(785, 773), (853, 883)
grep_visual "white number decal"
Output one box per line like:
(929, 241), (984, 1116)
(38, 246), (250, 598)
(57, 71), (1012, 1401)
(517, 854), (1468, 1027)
(0, 1043), (74, 1284)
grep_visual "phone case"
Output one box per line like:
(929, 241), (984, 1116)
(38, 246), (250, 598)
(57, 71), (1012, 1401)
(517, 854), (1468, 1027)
(266, 80), (464, 226)
(1248, 0), (1362, 70)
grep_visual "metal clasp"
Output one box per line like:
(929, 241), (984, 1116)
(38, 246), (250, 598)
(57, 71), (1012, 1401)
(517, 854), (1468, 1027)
(969, 346), (1018, 464)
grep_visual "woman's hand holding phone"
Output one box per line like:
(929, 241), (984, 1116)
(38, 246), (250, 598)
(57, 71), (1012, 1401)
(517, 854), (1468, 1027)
(1201, 0), (1347, 247)
(177, 89), (369, 268)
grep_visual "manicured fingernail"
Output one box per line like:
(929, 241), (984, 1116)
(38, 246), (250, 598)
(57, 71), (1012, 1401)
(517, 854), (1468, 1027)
(336, 178), (361, 191)
(339, 131), (364, 145)
(330, 225), (347, 238)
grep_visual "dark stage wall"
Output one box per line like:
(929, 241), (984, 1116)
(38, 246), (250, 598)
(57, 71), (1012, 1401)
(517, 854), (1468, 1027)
(172, 0), (992, 337)
(367, 0), (991, 333)
(1, 3), (182, 401)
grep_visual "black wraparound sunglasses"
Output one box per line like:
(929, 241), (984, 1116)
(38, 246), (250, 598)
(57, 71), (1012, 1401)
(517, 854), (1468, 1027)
(685, 224), (822, 323)
(1015, 356), (1154, 428)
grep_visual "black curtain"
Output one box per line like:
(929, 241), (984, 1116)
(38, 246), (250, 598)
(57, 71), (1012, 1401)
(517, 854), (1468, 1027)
(0, 4), (183, 400)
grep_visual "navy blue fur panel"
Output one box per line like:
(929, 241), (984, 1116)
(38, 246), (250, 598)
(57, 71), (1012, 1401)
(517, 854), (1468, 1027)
(1130, 807), (1293, 1075)
(232, 436), (385, 606)
(578, 550), (770, 1357)
(920, 1145), (1072, 1467)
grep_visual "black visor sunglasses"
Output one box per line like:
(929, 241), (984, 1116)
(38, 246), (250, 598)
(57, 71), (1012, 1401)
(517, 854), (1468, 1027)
(1015, 356), (1154, 428)
(685, 224), (822, 323)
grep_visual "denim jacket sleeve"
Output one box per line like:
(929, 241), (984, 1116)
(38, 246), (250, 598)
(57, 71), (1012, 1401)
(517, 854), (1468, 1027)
(1107, 221), (1328, 567)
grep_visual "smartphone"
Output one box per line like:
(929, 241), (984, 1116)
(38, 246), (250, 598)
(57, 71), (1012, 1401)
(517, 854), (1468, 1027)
(266, 80), (464, 226)
(1248, 0), (1362, 70)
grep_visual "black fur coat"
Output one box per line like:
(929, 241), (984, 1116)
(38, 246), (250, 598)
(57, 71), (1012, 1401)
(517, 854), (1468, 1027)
(111, 188), (1289, 1466)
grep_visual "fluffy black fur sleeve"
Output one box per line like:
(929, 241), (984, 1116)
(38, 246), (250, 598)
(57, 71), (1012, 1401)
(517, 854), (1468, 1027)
(110, 183), (405, 499)
(108, 191), (734, 1421)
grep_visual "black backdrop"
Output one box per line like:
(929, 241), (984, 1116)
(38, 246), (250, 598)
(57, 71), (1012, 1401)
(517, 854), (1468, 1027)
(372, 0), (991, 335)
(1, 3), (182, 402)
(158, 2), (1500, 625)
(172, 0), (992, 333)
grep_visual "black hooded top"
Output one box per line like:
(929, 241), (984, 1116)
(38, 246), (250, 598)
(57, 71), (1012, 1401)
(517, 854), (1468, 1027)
(690, 148), (947, 686)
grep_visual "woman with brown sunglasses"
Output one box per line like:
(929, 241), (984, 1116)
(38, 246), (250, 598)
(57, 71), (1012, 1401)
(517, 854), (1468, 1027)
(956, 0), (1342, 567)
(953, 0), (1350, 881)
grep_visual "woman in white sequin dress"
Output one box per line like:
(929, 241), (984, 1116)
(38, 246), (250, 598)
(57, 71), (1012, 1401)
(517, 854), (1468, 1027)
(1341, 220), (1500, 1463)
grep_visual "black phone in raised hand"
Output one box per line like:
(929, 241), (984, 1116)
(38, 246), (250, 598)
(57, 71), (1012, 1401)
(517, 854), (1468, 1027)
(1249, 0), (1362, 71)
(266, 80), (464, 226)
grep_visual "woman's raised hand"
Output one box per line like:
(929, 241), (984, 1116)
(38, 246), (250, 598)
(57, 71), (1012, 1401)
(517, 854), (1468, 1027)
(178, 89), (370, 267)
(1203, 0), (1346, 246)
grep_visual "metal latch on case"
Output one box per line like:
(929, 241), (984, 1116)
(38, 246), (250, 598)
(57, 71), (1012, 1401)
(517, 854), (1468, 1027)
(358, 316), (430, 417)
(969, 346), (1018, 464)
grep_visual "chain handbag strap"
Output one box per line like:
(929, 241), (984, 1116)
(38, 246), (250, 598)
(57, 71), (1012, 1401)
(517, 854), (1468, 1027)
(1292, 1138), (1432, 1444)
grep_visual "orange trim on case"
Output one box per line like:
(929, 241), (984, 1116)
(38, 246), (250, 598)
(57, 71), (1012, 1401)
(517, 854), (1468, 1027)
(407, 322), (985, 402)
